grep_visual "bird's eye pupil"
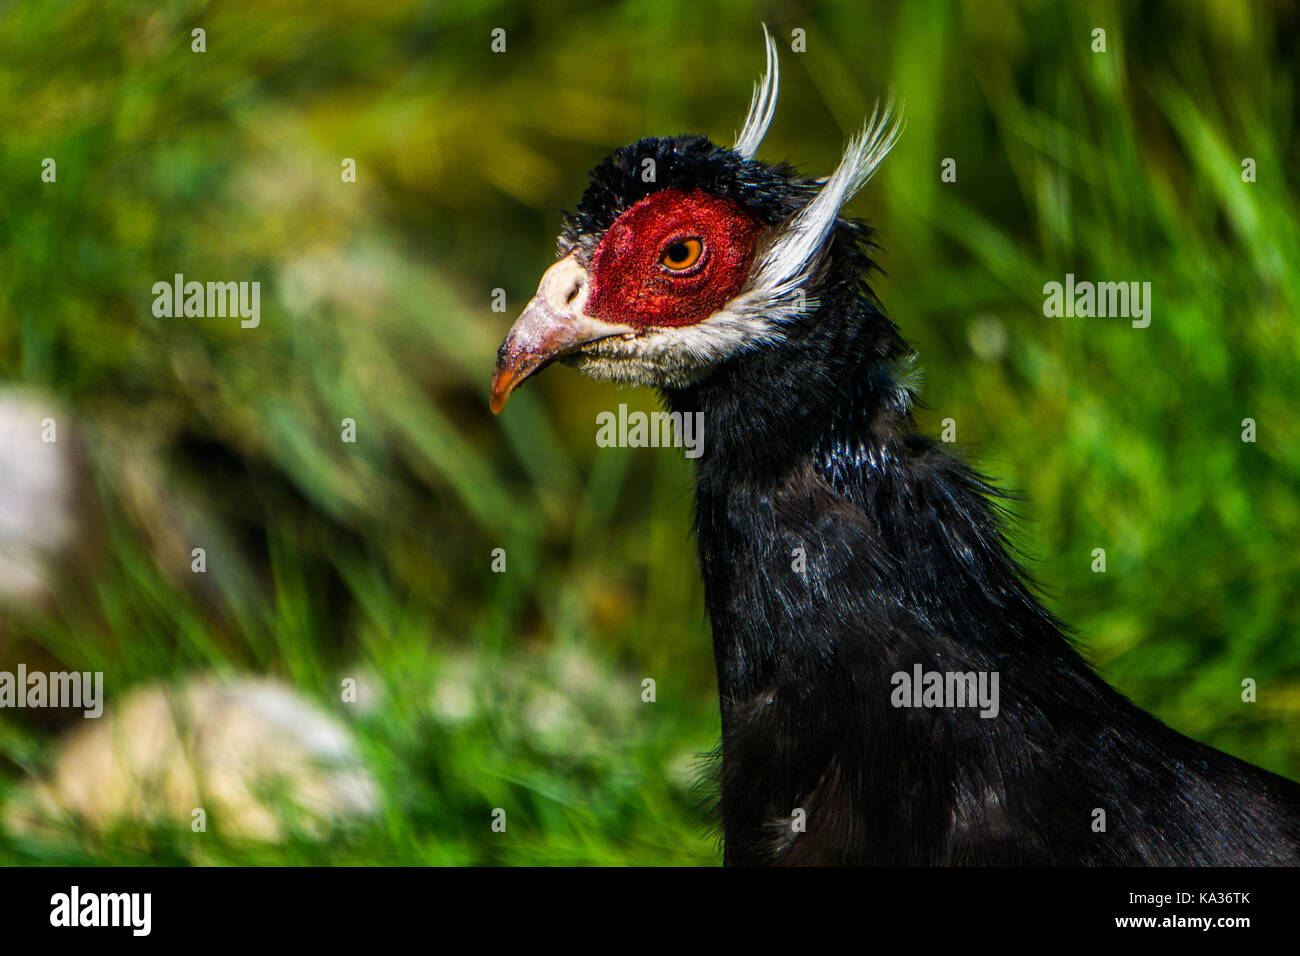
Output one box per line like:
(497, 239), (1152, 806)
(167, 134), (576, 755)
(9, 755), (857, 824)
(661, 238), (703, 271)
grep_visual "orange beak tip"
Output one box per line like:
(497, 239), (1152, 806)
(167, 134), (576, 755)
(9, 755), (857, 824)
(489, 369), (514, 415)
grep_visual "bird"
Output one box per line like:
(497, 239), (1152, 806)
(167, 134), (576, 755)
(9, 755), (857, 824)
(489, 28), (1300, 866)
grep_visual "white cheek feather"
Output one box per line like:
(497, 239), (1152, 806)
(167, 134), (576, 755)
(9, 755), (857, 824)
(566, 309), (775, 389)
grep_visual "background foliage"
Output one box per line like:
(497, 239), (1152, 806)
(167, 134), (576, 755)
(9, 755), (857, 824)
(1, 0), (1297, 864)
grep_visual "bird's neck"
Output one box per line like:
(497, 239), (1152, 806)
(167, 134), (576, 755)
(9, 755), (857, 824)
(667, 292), (908, 479)
(665, 301), (1077, 729)
(668, 329), (1101, 863)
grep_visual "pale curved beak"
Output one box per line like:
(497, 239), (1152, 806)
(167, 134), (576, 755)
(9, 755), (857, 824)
(490, 255), (629, 414)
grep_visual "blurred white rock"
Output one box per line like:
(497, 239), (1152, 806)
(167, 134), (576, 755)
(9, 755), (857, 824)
(428, 645), (637, 758)
(6, 675), (379, 842)
(0, 392), (92, 607)
(968, 314), (1009, 362)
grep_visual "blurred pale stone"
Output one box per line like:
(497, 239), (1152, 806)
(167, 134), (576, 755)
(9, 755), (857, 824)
(0, 392), (90, 606)
(428, 645), (636, 757)
(6, 676), (379, 842)
(429, 658), (476, 725)
(968, 314), (1009, 362)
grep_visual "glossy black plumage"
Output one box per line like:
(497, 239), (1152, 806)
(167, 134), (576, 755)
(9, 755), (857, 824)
(569, 135), (1300, 865)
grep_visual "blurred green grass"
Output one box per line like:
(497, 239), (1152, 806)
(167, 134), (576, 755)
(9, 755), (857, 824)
(1, 0), (1298, 864)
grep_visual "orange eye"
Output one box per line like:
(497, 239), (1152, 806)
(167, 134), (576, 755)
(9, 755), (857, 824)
(660, 238), (704, 271)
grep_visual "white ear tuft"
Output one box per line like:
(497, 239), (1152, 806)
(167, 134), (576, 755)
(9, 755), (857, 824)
(745, 95), (905, 315)
(733, 24), (780, 159)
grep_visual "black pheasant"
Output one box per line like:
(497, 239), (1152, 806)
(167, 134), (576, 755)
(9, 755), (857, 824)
(490, 29), (1300, 866)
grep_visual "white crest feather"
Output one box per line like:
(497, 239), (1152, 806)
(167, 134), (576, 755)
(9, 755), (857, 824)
(743, 96), (905, 322)
(733, 24), (780, 159)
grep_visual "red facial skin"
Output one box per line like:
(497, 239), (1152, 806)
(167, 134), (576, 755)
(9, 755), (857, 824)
(586, 189), (765, 328)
